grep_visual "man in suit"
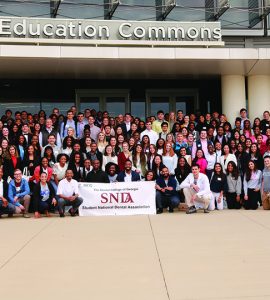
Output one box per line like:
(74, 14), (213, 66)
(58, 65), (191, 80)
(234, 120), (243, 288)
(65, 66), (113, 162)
(120, 113), (132, 138)
(21, 123), (33, 146)
(116, 160), (141, 182)
(214, 126), (228, 148)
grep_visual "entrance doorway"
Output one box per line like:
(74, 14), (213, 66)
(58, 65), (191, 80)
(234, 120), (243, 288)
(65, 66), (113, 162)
(76, 89), (130, 117)
(146, 89), (198, 116)
(76, 88), (198, 119)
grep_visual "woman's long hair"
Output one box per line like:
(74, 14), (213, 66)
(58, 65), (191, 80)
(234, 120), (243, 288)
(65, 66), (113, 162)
(226, 161), (239, 180)
(132, 144), (146, 167)
(213, 162), (226, 180)
(245, 160), (258, 182)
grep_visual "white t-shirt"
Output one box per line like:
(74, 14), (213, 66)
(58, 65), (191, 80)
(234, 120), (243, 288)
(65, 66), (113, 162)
(124, 172), (132, 182)
(57, 178), (79, 197)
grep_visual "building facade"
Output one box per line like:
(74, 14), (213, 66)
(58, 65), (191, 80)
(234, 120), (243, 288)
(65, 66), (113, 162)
(0, 0), (270, 121)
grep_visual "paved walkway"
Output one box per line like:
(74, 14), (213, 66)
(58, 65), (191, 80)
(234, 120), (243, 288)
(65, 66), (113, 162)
(1, 209), (270, 300)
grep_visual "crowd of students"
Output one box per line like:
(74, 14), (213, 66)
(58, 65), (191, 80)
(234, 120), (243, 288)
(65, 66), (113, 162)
(0, 106), (269, 217)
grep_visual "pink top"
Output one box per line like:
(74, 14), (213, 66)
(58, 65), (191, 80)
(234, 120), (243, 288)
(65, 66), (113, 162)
(195, 158), (208, 174)
(250, 135), (267, 144)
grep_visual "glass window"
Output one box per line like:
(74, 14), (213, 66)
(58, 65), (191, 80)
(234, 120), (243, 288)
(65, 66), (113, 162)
(167, 0), (206, 22)
(150, 97), (170, 116)
(80, 97), (100, 112)
(112, 0), (156, 21)
(0, 101), (40, 117)
(56, 0), (104, 19)
(220, 0), (263, 29)
(41, 101), (74, 116)
(106, 97), (126, 117)
(0, 1), (50, 18)
(131, 100), (146, 120)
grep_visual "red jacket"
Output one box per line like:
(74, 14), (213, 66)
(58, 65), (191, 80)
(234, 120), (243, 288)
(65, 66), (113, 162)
(33, 166), (53, 183)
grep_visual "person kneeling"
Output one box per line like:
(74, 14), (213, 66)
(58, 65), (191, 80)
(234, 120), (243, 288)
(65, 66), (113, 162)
(0, 168), (16, 217)
(8, 169), (31, 218)
(179, 163), (211, 214)
(57, 169), (83, 217)
(33, 172), (57, 218)
(155, 166), (180, 214)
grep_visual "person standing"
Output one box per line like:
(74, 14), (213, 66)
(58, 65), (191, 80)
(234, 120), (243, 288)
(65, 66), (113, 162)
(261, 156), (270, 210)
(39, 118), (61, 147)
(179, 164), (211, 214)
(86, 159), (110, 183)
(76, 112), (87, 139)
(191, 130), (213, 159)
(225, 161), (242, 209)
(61, 111), (77, 139)
(140, 121), (158, 145)
(88, 116), (101, 142)
(208, 163), (227, 211)
(243, 160), (262, 210)
(3, 145), (23, 181)
(152, 110), (168, 134)
(120, 113), (132, 138)
(57, 169), (83, 217)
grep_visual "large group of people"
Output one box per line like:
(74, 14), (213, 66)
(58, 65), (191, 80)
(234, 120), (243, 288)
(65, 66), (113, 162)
(0, 105), (270, 217)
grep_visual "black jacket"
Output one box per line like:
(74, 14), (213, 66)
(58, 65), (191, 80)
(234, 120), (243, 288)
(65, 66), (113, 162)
(3, 157), (23, 180)
(32, 182), (56, 212)
(86, 169), (110, 183)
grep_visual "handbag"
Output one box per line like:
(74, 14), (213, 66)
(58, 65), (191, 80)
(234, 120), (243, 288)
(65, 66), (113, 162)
(22, 167), (31, 182)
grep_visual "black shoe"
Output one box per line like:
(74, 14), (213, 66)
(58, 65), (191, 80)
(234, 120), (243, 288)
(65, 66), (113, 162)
(168, 208), (174, 213)
(186, 206), (197, 214)
(204, 209), (210, 214)
(157, 208), (163, 214)
(59, 211), (65, 218)
(69, 208), (76, 217)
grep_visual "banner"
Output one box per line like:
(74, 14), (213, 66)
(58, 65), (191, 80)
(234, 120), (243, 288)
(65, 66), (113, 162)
(78, 181), (156, 216)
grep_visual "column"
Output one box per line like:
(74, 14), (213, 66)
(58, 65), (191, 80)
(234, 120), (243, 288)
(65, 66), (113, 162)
(248, 75), (270, 121)
(221, 75), (246, 124)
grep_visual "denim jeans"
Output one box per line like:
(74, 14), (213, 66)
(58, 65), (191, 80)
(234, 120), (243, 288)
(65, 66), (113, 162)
(156, 191), (180, 210)
(58, 197), (83, 213)
(0, 202), (16, 215)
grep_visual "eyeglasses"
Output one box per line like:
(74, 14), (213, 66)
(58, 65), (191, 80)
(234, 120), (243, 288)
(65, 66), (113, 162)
(14, 173), (22, 176)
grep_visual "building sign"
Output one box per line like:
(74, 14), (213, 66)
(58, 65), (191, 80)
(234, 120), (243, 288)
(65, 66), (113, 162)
(0, 17), (223, 46)
(78, 181), (156, 216)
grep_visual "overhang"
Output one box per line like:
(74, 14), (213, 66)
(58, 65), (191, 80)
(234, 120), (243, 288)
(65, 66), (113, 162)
(0, 45), (270, 79)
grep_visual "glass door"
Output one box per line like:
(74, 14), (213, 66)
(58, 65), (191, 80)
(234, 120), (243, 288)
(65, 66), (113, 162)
(149, 96), (170, 116)
(175, 96), (195, 114)
(76, 90), (130, 115)
(80, 97), (100, 112)
(105, 96), (126, 117)
(146, 89), (198, 116)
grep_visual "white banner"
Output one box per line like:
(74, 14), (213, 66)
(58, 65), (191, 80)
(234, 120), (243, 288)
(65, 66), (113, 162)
(78, 181), (156, 216)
